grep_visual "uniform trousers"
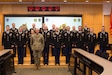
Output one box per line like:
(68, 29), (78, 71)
(88, 44), (95, 53)
(100, 45), (107, 52)
(12, 46), (16, 57)
(64, 47), (72, 64)
(43, 47), (49, 65)
(62, 47), (66, 56)
(54, 48), (60, 64)
(33, 50), (42, 66)
(51, 48), (55, 56)
(29, 46), (34, 64)
(17, 47), (24, 64)
(24, 46), (26, 57)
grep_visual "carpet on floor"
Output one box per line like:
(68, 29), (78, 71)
(12, 67), (72, 75)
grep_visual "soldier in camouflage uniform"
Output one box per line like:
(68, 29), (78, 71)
(30, 28), (44, 70)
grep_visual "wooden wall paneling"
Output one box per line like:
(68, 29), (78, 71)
(93, 5), (103, 14)
(83, 5), (94, 14)
(0, 14), (4, 50)
(104, 15), (112, 44)
(83, 14), (94, 27)
(1, 5), (13, 14)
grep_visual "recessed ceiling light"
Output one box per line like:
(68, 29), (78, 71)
(106, 0), (110, 3)
(85, 0), (89, 2)
(19, 0), (22, 2)
(41, 0), (45, 2)
(64, 0), (67, 2)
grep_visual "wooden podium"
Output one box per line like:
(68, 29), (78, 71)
(0, 50), (15, 75)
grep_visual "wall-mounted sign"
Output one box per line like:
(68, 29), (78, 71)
(27, 6), (60, 11)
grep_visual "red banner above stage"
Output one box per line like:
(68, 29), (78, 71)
(27, 6), (60, 11)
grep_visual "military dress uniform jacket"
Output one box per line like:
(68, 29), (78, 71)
(10, 28), (18, 33)
(52, 31), (62, 48)
(70, 31), (77, 46)
(86, 33), (97, 46)
(63, 31), (72, 48)
(98, 32), (108, 46)
(2, 31), (14, 48)
(10, 28), (18, 45)
(83, 28), (89, 34)
(23, 30), (29, 42)
(43, 31), (51, 48)
(76, 31), (86, 48)
(30, 33), (45, 51)
(15, 32), (27, 47)
(39, 28), (44, 35)
(28, 33), (31, 47)
(50, 29), (56, 45)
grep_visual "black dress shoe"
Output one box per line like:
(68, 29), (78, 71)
(18, 63), (23, 65)
(31, 61), (34, 64)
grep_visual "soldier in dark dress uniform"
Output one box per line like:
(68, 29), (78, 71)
(29, 23), (36, 31)
(71, 26), (77, 48)
(50, 24), (56, 56)
(86, 28), (97, 53)
(39, 23), (45, 35)
(52, 27), (62, 65)
(2, 25), (14, 49)
(60, 24), (67, 56)
(43, 25), (51, 65)
(22, 25), (29, 57)
(63, 26), (72, 64)
(15, 27), (26, 64)
(98, 26), (108, 52)
(28, 29), (35, 64)
(83, 24), (90, 50)
(83, 24), (89, 34)
(28, 24), (36, 63)
(76, 26), (86, 50)
(10, 23), (18, 57)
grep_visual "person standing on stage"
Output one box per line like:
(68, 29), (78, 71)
(30, 28), (44, 70)
(71, 26), (77, 33)
(22, 24), (29, 57)
(28, 29), (35, 64)
(71, 26), (77, 48)
(2, 25), (14, 49)
(50, 24), (56, 33)
(98, 26), (108, 52)
(30, 23), (36, 31)
(43, 25), (51, 65)
(10, 23), (18, 33)
(76, 26), (86, 50)
(50, 24), (56, 56)
(63, 26), (72, 64)
(10, 23), (18, 57)
(15, 27), (26, 64)
(86, 28), (97, 53)
(39, 23), (45, 35)
(83, 23), (89, 34)
(52, 27), (62, 65)
(60, 24), (67, 56)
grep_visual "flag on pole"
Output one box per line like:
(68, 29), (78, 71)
(110, 8), (112, 37)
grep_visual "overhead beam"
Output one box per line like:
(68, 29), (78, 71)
(0, 2), (111, 5)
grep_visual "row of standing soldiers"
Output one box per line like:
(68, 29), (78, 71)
(2, 25), (108, 65)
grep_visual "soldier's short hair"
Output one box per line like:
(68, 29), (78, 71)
(6, 25), (10, 27)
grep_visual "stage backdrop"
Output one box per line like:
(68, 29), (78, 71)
(4, 15), (82, 30)
(44, 16), (82, 30)
(4, 16), (43, 30)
